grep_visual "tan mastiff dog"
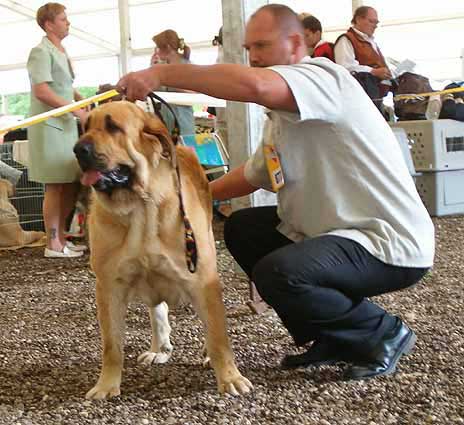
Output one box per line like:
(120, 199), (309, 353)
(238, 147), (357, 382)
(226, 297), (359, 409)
(0, 179), (44, 248)
(74, 101), (252, 399)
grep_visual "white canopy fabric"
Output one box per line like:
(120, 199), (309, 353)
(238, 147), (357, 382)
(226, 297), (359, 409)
(0, 0), (463, 96)
(0, 0), (223, 94)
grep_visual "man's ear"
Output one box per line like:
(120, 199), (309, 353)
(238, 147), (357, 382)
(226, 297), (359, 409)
(289, 32), (305, 55)
(142, 112), (177, 168)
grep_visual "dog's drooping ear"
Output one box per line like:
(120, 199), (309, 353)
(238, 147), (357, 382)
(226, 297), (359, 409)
(105, 114), (125, 134)
(142, 112), (177, 168)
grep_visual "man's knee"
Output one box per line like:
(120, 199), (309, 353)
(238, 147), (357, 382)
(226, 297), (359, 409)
(251, 253), (288, 301)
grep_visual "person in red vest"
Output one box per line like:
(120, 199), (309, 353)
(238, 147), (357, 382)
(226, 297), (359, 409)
(302, 15), (334, 61)
(334, 6), (392, 110)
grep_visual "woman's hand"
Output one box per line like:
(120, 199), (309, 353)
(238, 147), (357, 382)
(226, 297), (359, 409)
(117, 67), (161, 101)
(73, 108), (88, 131)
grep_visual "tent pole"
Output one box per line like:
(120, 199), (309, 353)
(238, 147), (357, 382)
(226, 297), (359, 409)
(118, 0), (132, 76)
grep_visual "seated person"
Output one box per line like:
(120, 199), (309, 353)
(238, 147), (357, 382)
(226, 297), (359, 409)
(302, 15), (334, 61)
(334, 6), (392, 109)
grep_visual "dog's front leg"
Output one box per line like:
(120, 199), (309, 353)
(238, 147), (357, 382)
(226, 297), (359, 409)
(193, 280), (253, 396)
(138, 301), (173, 365)
(86, 281), (128, 400)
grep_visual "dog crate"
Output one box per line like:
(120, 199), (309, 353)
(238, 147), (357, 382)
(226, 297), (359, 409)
(390, 119), (464, 216)
(390, 119), (464, 171)
(0, 141), (45, 231)
(415, 169), (464, 216)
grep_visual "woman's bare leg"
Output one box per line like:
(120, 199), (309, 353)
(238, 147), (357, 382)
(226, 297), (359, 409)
(59, 182), (80, 246)
(43, 183), (64, 251)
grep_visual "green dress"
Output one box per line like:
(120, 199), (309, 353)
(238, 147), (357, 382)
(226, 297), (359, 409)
(27, 37), (80, 184)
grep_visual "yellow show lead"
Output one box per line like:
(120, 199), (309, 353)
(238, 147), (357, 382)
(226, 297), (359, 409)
(0, 89), (120, 135)
(394, 86), (464, 101)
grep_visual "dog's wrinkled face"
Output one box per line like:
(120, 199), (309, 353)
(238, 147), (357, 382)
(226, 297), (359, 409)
(74, 101), (174, 196)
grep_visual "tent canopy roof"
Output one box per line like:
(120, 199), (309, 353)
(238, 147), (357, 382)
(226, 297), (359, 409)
(1, 0), (463, 95)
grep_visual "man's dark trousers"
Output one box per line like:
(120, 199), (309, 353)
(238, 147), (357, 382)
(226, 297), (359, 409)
(224, 206), (428, 353)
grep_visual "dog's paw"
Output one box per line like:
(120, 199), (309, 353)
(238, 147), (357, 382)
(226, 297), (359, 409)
(218, 374), (253, 396)
(202, 355), (211, 368)
(85, 383), (120, 400)
(137, 350), (172, 366)
(201, 345), (211, 368)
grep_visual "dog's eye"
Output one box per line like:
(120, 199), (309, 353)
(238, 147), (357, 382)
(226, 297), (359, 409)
(104, 114), (125, 134)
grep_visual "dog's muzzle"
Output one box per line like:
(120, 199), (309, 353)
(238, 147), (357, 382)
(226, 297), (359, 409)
(74, 141), (132, 195)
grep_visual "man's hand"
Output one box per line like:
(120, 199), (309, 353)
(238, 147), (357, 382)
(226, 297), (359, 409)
(371, 67), (392, 80)
(117, 67), (162, 101)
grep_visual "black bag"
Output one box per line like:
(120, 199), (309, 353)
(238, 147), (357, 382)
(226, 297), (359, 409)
(444, 81), (464, 100)
(393, 72), (433, 121)
(440, 99), (464, 122)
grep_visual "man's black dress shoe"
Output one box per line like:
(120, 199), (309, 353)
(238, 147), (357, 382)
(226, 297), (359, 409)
(344, 318), (416, 381)
(281, 339), (355, 369)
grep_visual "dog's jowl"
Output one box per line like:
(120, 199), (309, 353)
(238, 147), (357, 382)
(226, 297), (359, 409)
(74, 101), (252, 399)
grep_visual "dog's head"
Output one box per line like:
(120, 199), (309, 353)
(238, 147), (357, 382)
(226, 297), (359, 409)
(74, 101), (176, 200)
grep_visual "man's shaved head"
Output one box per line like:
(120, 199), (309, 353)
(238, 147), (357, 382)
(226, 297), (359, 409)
(251, 4), (304, 37)
(244, 4), (306, 67)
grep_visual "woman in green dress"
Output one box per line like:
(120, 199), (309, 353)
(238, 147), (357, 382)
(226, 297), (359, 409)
(151, 30), (196, 136)
(27, 2), (88, 258)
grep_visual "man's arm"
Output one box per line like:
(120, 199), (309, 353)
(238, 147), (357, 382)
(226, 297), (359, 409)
(209, 164), (258, 201)
(118, 63), (298, 113)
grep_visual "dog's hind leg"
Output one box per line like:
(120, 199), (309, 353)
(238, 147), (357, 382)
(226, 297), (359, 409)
(86, 281), (129, 400)
(137, 302), (173, 365)
(192, 279), (253, 396)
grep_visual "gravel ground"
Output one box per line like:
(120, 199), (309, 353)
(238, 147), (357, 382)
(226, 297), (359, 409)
(0, 215), (463, 425)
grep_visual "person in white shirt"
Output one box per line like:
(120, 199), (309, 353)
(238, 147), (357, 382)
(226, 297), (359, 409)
(334, 6), (392, 110)
(117, 4), (435, 381)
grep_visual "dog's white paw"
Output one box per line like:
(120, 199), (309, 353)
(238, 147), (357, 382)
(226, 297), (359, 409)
(137, 350), (172, 366)
(202, 355), (211, 368)
(218, 374), (253, 396)
(85, 383), (120, 400)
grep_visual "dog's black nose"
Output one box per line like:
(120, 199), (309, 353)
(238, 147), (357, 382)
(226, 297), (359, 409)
(74, 141), (96, 169)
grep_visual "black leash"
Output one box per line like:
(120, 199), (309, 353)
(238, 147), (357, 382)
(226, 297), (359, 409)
(146, 92), (198, 273)
(146, 92), (181, 144)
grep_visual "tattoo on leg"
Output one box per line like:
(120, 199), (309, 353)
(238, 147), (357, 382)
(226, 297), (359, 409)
(50, 228), (57, 240)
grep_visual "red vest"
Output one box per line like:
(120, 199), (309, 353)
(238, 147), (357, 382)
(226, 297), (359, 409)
(341, 27), (387, 69)
(312, 42), (335, 62)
